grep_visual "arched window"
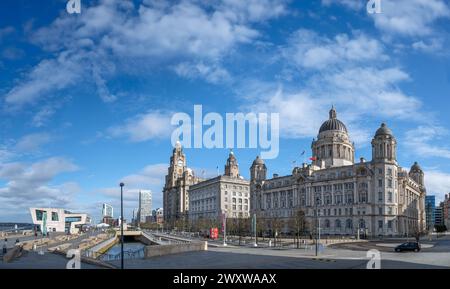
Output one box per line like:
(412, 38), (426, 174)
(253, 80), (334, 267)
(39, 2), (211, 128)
(325, 219), (330, 228)
(358, 191), (368, 203)
(346, 219), (353, 229)
(335, 219), (341, 229)
(324, 194), (332, 205)
(359, 219), (366, 229)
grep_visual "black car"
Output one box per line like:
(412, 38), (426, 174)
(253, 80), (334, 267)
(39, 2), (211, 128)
(394, 242), (421, 252)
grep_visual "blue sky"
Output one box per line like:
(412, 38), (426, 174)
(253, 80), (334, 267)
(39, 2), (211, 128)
(1, 0), (450, 223)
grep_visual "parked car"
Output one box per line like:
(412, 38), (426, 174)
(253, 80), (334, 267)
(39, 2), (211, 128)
(394, 242), (421, 252)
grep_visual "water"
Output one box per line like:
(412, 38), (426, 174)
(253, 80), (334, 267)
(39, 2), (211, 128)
(100, 242), (146, 261)
(0, 223), (34, 232)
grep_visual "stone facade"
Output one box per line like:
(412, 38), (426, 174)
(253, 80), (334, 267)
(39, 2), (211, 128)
(163, 141), (203, 225)
(189, 152), (250, 223)
(250, 107), (426, 237)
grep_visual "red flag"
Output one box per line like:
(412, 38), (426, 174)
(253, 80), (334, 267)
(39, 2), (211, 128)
(309, 156), (317, 161)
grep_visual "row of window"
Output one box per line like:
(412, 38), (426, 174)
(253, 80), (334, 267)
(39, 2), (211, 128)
(225, 191), (249, 197)
(224, 197), (249, 204)
(222, 184), (248, 190)
(224, 204), (249, 211)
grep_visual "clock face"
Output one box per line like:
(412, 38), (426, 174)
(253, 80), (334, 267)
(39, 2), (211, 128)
(177, 160), (183, 167)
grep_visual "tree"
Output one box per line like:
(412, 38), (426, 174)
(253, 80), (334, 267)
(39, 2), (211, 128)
(288, 209), (307, 248)
(270, 218), (284, 247)
(255, 213), (265, 242)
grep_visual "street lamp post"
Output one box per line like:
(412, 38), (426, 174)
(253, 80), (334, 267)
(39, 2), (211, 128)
(315, 196), (319, 256)
(223, 212), (227, 247)
(120, 182), (124, 270)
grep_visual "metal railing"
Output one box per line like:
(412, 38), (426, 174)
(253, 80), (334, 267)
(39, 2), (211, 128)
(98, 247), (145, 261)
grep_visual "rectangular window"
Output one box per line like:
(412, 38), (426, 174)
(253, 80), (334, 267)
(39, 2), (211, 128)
(379, 207), (382, 215)
(378, 192), (383, 201)
(388, 179), (393, 188)
(378, 179), (383, 187)
(388, 192), (393, 202)
(51, 212), (58, 221)
(388, 221), (392, 229)
(36, 210), (45, 221)
(378, 220), (383, 229)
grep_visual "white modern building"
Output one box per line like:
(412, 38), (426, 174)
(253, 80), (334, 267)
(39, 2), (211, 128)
(29, 208), (91, 234)
(102, 203), (113, 218)
(138, 190), (152, 223)
(189, 152), (250, 223)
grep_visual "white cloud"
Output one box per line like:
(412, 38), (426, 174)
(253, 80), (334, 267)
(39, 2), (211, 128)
(321, 0), (364, 10)
(4, 0), (286, 109)
(98, 163), (167, 213)
(0, 157), (79, 219)
(372, 0), (450, 37)
(5, 51), (84, 107)
(412, 38), (445, 53)
(107, 110), (173, 142)
(243, 29), (422, 144)
(323, 0), (450, 38)
(425, 170), (450, 201)
(174, 62), (231, 84)
(404, 125), (450, 159)
(283, 29), (387, 70)
(32, 106), (57, 128)
(120, 163), (168, 189)
(235, 29), (425, 148)
(15, 132), (52, 152)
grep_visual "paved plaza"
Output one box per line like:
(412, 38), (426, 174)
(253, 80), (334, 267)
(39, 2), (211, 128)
(2, 234), (450, 269)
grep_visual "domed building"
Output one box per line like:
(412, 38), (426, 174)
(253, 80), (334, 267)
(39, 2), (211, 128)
(250, 107), (426, 237)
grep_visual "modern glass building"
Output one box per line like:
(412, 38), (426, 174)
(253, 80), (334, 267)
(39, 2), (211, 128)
(425, 195), (436, 231)
(138, 190), (152, 223)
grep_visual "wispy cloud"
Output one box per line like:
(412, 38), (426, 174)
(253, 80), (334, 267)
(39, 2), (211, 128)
(240, 30), (422, 146)
(107, 110), (173, 142)
(404, 125), (450, 159)
(4, 0), (287, 110)
(425, 170), (450, 200)
(15, 132), (52, 152)
(0, 157), (79, 221)
(282, 29), (387, 70)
